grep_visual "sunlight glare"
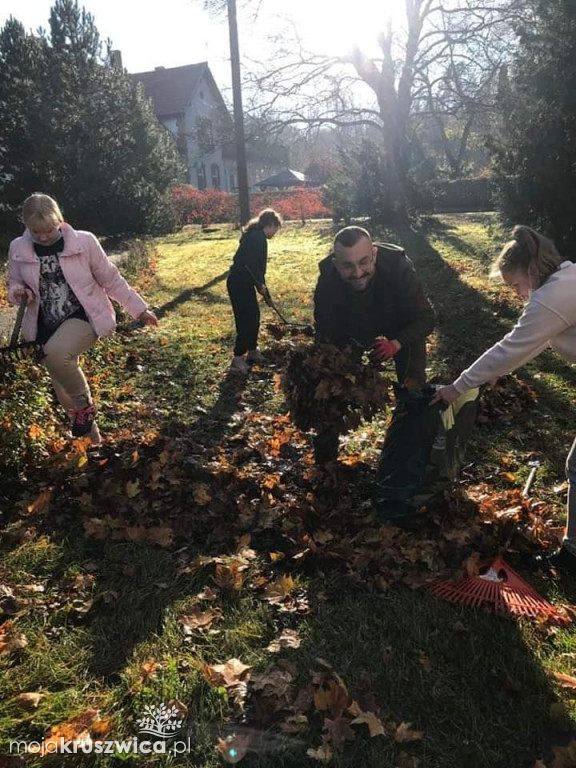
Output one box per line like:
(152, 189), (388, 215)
(298, 0), (406, 55)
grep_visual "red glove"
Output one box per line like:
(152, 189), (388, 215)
(371, 337), (397, 362)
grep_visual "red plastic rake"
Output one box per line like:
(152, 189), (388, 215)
(427, 555), (568, 625)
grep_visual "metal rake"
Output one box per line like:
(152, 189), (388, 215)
(0, 296), (44, 372)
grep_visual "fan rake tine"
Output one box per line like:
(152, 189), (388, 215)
(428, 555), (567, 624)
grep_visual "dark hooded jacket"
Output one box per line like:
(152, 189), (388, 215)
(228, 227), (268, 287)
(314, 243), (435, 349)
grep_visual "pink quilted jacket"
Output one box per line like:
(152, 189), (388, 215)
(7, 223), (148, 341)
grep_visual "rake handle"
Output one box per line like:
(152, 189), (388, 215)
(243, 265), (289, 324)
(522, 466), (538, 498)
(10, 296), (28, 348)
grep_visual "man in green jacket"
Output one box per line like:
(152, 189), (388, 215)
(313, 225), (435, 463)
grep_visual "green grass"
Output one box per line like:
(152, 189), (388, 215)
(1, 215), (576, 768)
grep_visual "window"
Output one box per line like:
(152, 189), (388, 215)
(211, 163), (221, 190)
(196, 117), (214, 152)
(197, 163), (206, 190)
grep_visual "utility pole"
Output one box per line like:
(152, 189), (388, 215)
(227, 0), (250, 225)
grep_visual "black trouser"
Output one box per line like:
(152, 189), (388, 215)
(313, 337), (428, 464)
(227, 276), (260, 356)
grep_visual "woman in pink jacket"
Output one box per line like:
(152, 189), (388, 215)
(433, 225), (576, 574)
(7, 193), (158, 444)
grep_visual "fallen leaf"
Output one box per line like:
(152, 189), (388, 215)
(393, 721), (424, 743)
(139, 659), (159, 683)
(262, 575), (295, 604)
(552, 671), (576, 692)
(323, 716), (355, 746)
(203, 658), (252, 688)
(306, 744), (334, 764)
(212, 562), (245, 592)
(280, 714), (308, 733)
(193, 483), (212, 505)
(39, 708), (100, 755)
(178, 607), (221, 634)
(91, 718), (113, 738)
(464, 553), (481, 578)
(215, 732), (251, 763)
(26, 487), (53, 514)
(125, 479), (140, 498)
(266, 628), (301, 653)
(10, 692), (45, 709)
(348, 700), (386, 737)
(313, 679), (349, 718)
(0, 621), (28, 655)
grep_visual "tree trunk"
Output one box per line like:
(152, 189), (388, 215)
(227, 0), (250, 225)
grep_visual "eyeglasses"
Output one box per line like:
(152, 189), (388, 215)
(334, 254), (374, 276)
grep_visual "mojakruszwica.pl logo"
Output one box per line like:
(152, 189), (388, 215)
(136, 703), (184, 739)
(10, 702), (195, 756)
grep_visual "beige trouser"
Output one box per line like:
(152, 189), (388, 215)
(42, 318), (97, 412)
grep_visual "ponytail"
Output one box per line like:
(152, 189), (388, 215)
(490, 225), (562, 286)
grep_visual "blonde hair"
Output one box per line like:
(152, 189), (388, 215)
(243, 208), (282, 234)
(490, 225), (562, 287)
(22, 193), (64, 230)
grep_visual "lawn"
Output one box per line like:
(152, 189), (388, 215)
(1, 215), (576, 768)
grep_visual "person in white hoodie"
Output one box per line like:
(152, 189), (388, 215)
(433, 224), (576, 573)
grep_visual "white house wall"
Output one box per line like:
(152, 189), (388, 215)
(184, 78), (230, 191)
(158, 72), (283, 192)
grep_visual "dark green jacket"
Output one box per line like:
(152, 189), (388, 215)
(314, 243), (435, 349)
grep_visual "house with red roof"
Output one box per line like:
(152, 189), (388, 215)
(131, 62), (287, 192)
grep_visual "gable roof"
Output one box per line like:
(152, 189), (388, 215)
(132, 62), (220, 118)
(258, 168), (307, 188)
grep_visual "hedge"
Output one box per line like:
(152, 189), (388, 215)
(170, 186), (332, 227)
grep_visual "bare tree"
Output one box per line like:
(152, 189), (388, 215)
(241, 0), (528, 218)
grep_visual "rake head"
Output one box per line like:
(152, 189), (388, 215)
(427, 555), (569, 625)
(0, 341), (44, 374)
(0, 296), (44, 374)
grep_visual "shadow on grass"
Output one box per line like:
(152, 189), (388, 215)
(154, 271), (229, 320)
(277, 586), (564, 768)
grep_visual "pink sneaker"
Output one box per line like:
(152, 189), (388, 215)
(71, 404), (96, 437)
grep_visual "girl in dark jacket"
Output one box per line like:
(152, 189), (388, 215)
(226, 208), (282, 373)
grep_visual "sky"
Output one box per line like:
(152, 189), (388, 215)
(0, 0), (406, 99)
(0, 0), (234, 89)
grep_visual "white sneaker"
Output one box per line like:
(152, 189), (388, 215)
(90, 422), (102, 446)
(246, 349), (266, 364)
(229, 355), (249, 374)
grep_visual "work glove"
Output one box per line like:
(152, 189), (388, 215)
(371, 337), (397, 362)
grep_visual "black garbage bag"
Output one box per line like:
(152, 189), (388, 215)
(374, 385), (479, 525)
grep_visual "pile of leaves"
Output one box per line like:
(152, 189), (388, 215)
(280, 343), (393, 433)
(477, 374), (538, 424)
(265, 322), (314, 341)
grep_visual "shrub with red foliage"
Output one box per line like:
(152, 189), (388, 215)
(170, 186), (238, 227)
(251, 188), (332, 222)
(170, 185), (332, 227)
